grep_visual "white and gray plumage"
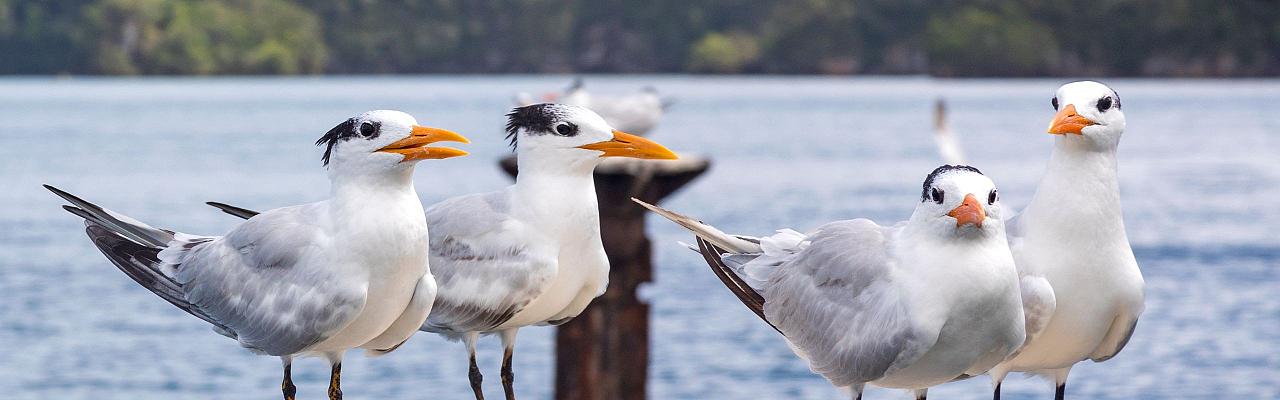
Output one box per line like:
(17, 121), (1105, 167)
(980, 81), (1146, 400)
(517, 78), (670, 136)
(424, 104), (675, 400)
(209, 104), (678, 400)
(636, 165), (1026, 400)
(47, 110), (469, 400)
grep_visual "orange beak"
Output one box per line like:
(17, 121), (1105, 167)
(576, 130), (679, 160)
(947, 194), (986, 228)
(1047, 104), (1096, 135)
(377, 125), (470, 162)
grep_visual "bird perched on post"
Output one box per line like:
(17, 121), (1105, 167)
(984, 81), (1146, 400)
(636, 165), (1026, 400)
(48, 110), (469, 400)
(208, 104), (679, 400)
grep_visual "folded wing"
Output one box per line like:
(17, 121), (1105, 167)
(50, 185), (366, 357)
(173, 203), (367, 355)
(419, 191), (557, 336)
(750, 220), (932, 386)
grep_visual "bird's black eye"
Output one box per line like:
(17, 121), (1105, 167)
(359, 122), (377, 137)
(930, 188), (944, 204)
(1097, 96), (1113, 112)
(988, 189), (998, 205)
(553, 122), (577, 136)
(1051, 97), (1059, 111)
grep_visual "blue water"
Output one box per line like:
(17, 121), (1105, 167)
(0, 76), (1276, 399)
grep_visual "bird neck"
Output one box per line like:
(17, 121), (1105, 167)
(324, 166), (428, 267)
(514, 151), (599, 189)
(1023, 145), (1126, 237)
(511, 153), (601, 232)
(329, 166), (419, 212)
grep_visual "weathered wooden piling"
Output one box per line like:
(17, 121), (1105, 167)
(499, 155), (709, 400)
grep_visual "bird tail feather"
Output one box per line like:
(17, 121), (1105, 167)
(46, 185), (230, 333)
(205, 201), (260, 220)
(631, 198), (781, 334)
(45, 184), (174, 247)
(630, 198), (760, 254)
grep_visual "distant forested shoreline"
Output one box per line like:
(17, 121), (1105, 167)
(1, 0), (1275, 77)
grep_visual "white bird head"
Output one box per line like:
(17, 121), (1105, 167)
(504, 104), (677, 166)
(1047, 81), (1126, 150)
(912, 165), (1004, 238)
(317, 110), (469, 174)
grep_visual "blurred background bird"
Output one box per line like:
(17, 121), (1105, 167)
(516, 78), (671, 136)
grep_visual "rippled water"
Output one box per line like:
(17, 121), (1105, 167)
(0, 76), (1276, 399)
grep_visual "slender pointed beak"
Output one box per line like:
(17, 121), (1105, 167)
(1047, 104), (1095, 135)
(576, 130), (679, 160)
(377, 125), (470, 162)
(947, 194), (986, 228)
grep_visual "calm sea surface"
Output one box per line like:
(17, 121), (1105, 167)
(0, 76), (1276, 399)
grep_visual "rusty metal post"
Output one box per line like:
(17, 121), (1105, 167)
(499, 156), (710, 400)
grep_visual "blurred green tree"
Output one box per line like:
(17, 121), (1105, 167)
(925, 3), (1058, 76)
(688, 31), (759, 73)
(80, 0), (325, 74)
(0, 0), (1274, 76)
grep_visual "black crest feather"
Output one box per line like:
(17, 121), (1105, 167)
(922, 165), (983, 201)
(504, 104), (559, 150)
(317, 118), (357, 166)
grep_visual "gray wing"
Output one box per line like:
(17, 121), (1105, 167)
(1005, 211), (1060, 357)
(762, 219), (933, 387)
(421, 191), (557, 335)
(1014, 275), (1056, 357)
(167, 202), (366, 356)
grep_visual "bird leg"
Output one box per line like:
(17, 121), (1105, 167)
(281, 357), (296, 400)
(466, 332), (485, 400)
(501, 347), (515, 400)
(849, 383), (864, 400)
(501, 329), (518, 400)
(913, 388), (928, 400)
(328, 362), (343, 400)
(993, 382), (1001, 400)
(1052, 367), (1071, 400)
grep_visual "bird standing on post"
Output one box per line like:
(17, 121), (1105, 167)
(637, 165), (1026, 400)
(47, 110), (470, 400)
(986, 81), (1146, 400)
(422, 104), (678, 400)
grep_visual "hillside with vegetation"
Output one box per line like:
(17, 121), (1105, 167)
(1, 0), (1275, 76)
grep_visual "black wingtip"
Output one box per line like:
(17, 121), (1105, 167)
(696, 237), (783, 336)
(44, 184), (73, 201)
(206, 201), (259, 220)
(44, 184), (99, 212)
